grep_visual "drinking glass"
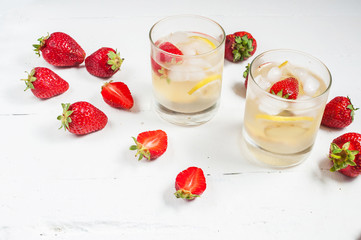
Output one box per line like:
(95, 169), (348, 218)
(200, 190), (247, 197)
(242, 49), (332, 167)
(149, 15), (225, 126)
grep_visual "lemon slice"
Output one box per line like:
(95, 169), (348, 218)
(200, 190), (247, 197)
(256, 114), (314, 122)
(188, 74), (221, 95)
(190, 36), (216, 49)
(278, 61), (288, 68)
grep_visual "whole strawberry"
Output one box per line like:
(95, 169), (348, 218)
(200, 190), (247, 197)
(225, 31), (257, 62)
(175, 167), (206, 200)
(85, 47), (124, 78)
(101, 81), (134, 109)
(58, 102), (108, 135)
(22, 67), (69, 99)
(33, 32), (86, 67)
(329, 132), (361, 178)
(130, 130), (168, 160)
(321, 96), (358, 128)
(269, 77), (299, 99)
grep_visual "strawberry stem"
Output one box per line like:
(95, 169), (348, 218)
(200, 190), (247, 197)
(107, 50), (124, 72)
(347, 96), (359, 121)
(130, 137), (150, 161)
(57, 103), (74, 131)
(21, 69), (37, 91)
(174, 189), (200, 200)
(33, 33), (49, 57)
(232, 35), (254, 62)
(329, 142), (359, 172)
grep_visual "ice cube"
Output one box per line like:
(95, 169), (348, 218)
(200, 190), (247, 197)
(168, 31), (189, 44)
(293, 67), (308, 79)
(267, 67), (282, 83)
(254, 75), (271, 90)
(302, 75), (320, 96)
(258, 95), (289, 115)
(186, 58), (212, 69)
(168, 64), (205, 82)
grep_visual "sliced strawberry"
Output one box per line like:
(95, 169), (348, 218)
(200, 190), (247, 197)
(151, 57), (167, 77)
(158, 41), (183, 63)
(175, 167), (206, 200)
(130, 130), (168, 160)
(101, 81), (133, 110)
(269, 77), (299, 99)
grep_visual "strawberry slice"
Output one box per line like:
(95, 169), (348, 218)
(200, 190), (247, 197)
(101, 81), (134, 109)
(269, 77), (299, 99)
(130, 130), (168, 160)
(158, 41), (183, 63)
(175, 167), (206, 200)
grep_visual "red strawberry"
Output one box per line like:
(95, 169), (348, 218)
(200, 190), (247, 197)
(321, 96), (358, 128)
(158, 41), (183, 63)
(329, 132), (361, 178)
(101, 81), (134, 110)
(21, 67), (69, 99)
(130, 130), (168, 160)
(175, 167), (206, 200)
(57, 102), (108, 135)
(33, 32), (86, 67)
(243, 63), (250, 89)
(85, 47), (124, 78)
(225, 31), (257, 62)
(269, 77), (299, 99)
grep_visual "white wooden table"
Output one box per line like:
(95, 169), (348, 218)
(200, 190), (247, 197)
(1, 0), (361, 239)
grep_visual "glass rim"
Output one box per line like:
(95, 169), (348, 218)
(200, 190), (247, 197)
(249, 49), (332, 102)
(149, 14), (226, 58)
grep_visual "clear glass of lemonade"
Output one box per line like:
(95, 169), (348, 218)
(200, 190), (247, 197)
(149, 15), (225, 126)
(242, 49), (332, 167)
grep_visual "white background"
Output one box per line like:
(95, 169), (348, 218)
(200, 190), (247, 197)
(1, 0), (361, 239)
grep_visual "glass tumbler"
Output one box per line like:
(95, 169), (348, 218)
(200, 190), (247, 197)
(242, 49), (332, 167)
(149, 15), (225, 126)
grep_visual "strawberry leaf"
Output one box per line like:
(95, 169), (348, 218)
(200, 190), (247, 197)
(329, 141), (359, 171)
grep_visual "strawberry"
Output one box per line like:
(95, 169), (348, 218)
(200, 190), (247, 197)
(243, 63), (250, 89)
(33, 32), (86, 67)
(174, 167), (206, 200)
(101, 81), (134, 110)
(329, 132), (361, 178)
(225, 31), (257, 62)
(57, 102), (108, 135)
(269, 77), (299, 99)
(21, 67), (69, 99)
(321, 96), (358, 128)
(158, 41), (183, 63)
(85, 47), (124, 78)
(130, 130), (167, 160)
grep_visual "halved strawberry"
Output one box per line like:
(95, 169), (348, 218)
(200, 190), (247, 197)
(130, 130), (168, 160)
(158, 41), (183, 63)
(175, 167), (206, 200)
(269, 77), (299, 99)
(101, 81), (133, 110)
